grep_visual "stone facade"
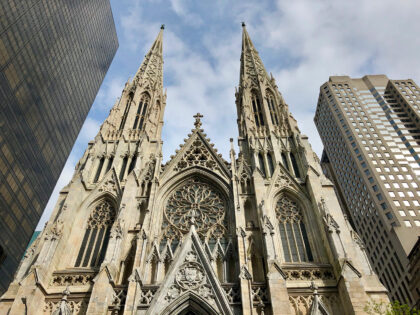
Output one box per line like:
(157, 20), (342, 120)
(0, 25), (389, 314)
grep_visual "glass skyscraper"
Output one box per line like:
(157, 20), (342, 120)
(0, 0), (118, 293)
(315, 75), (420, 304)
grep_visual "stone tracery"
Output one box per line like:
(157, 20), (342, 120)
(162, 178), (227, 241)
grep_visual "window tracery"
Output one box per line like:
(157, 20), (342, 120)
(267, 91), (279, 126)
(251, 92), (265, 127)
(133, 93), (150, 130)
(75, 199), (116, 267)
(174, 138), (218, 172)
(161, 178), (227, 243)
(119, 93), (133, 130)
(275, 194), (313, 262)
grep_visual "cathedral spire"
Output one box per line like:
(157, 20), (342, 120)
(240, 23), (270, 87)
(132, 25), (164, 90)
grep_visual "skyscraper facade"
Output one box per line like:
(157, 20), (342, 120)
(0, 0), (118, 293)
(314, 75), (420, 304)
(0, 27), (389, 314)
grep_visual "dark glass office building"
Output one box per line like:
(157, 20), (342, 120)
(0, 0), (118, 293)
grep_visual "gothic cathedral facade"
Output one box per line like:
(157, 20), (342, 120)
(0, 25), (389, 315)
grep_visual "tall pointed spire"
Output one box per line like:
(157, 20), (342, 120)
(132, 25), (164, 90)
(240, 22), (270, 88)
(100, 25), (167, 141)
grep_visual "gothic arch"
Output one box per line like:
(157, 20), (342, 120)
(265, 88), (280, 126)
(160, 291), (219, 315)
(273, 189), (317, 263)
(157, 167), (232, 209)
(158, 173), (232, 242)
(74, 196), (117, 267)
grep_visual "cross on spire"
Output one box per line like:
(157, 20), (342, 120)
(193, 113), (203, 129)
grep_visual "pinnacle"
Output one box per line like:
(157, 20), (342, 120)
(132, 26), (164, 86)
(240, 23), (270, 85)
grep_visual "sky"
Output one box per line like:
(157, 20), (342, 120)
(36, 0), (420, 229)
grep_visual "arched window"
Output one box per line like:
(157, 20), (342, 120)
(281, 152), (289, 171)
(93, 156), (105, 183)
(128, 154), (137, 175)
(267, 91), (279, 126)
(290, 153), (301, 178)
(251, 92), (265, 127)
(105, 155), (114, 173)
(258, 153), (266, 177)
(276, 194), (313, 262)
(160, 178), (231, 283)
(119, 93), (133, 130)
(119, 156), (128, 181)
(267, 153), (275, 177)
(133, 93), (150, 130)
(75, 199), (116, 267)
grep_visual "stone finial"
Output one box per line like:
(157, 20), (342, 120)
(193, 113), (203, 129)
(310, 281), (318, 294)
(52, 286), (72, 315)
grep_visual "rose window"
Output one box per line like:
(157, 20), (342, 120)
(162, 178), (227, 240)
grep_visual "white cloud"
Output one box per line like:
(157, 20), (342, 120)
(169, 0), (203, 26)
(36, 0), (420, 229)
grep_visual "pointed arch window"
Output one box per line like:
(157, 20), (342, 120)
(75, 199), (116, 267)
(128, 154), (137, 175)
(267, 153), (275, 176)
(133, 93), (150, 130)
(106, 155), (114, 173)
(93, 156), (105, 183)
(276, 194), (313, 262)
(267, 91), (279, 125)
(281, 152), (289, 171)
(119, 93), (133, 130)
(119, 156), (128, 181)
(290, 153), (301, 178)
(258, 153), (266, 177)
(251, 92), (265, 127)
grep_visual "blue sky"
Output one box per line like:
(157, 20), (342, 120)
(36, 0), (420, 229)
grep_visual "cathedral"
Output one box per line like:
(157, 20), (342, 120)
(0, 24), (390, 314)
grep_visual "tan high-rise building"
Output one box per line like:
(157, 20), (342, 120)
(315, 75), (420, 305)
(0, 27), (389, 314)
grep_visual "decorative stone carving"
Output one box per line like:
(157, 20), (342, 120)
(282, 266), (335, 281)
(45, 220), (64, 240)
(110, 286), (127, 310)
(222, 284), (241, 304)
(289, 293), (338, 315)
(50, 271), (95, 286)
(164, 251), (214, 304)
(351, 230), (365, 249)
(43, 300), (88, 315)
(98, 179), (117, 194)
(175, 251), (205, 290)
(323, 213), (340, 234)
(251, 284), (269, 305)
(275, 195), (302, 223)
(139, 286), (158, 306)
(110, 219), (123, 239)
(173, 135), (222, 172)
(274, 172), (292, 188)
(87, 200), (116, 229)
(161, 178), (227, 241)
(239, 265), (252, 280)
